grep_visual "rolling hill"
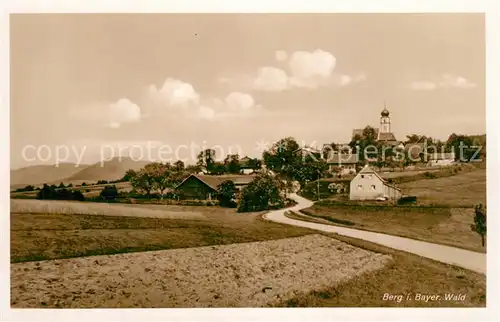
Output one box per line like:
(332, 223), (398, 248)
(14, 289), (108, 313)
(63, 157), (151, 182)
(11, 158), (152, 188)
(10, 163), (87, 188)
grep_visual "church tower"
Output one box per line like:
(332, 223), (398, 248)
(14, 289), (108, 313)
(380, 105), (391, 133)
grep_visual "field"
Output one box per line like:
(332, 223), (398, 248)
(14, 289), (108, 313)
(11, 234), (391, 308)
(296, 168), (487, 252)
(399, 169), (486, 207)
(298, 205), (484, 253)
(10, 200), (314, 263)
(10, 199), (204, 219)
(10, 194), (487, 307)
(277, 232), (486, 307)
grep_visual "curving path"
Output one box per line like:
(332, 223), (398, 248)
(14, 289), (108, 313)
(263, 194), (486, 274)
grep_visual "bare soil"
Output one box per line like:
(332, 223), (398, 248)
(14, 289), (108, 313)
(11, 234), (391, 308)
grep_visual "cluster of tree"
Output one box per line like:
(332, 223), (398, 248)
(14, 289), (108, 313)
(14, 185), (37, 192)
(36, 184), (84, 201)
(196, 150), (262, 175)
(126, 161), (189, 198)
(262, 137), (328, 187)
(237, 173), (286, 212)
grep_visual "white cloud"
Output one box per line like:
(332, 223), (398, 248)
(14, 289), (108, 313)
(410, 74), (476, 91)
(225, 92), (255, 110)
(439, 74), (477, 89)
(253, 66), (289, 92)
(288, 49), (337, 88)
(148, 78), (200, 106)
(340, 74), (352, 86)
(108, 98), (142, 128)
(410, 81), (438, 91)
(275, 50), (288, 62)
(222, 49), (363, 92)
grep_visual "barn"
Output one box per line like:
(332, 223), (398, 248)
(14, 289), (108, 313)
(175, 174), (256, 200)
(349, 165), (402, 201)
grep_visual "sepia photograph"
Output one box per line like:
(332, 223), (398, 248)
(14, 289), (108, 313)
(2, 3), (498, 321)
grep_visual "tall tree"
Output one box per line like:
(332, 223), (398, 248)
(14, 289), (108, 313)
(262, 137), (300, 176)
(197, 149), (216, 172)
(173, 160), (185, 172)
(349, 126), (378, 163)
(130, 166), (155, 197)
(446, 133), (474, 161)
(121, 169), (137, 182)
(471, 204), (486, 247)
(224, 154), (241, 174)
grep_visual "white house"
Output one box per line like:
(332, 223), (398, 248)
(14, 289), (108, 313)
(349, 165), (402, 201)
(427, 152), (456, 167)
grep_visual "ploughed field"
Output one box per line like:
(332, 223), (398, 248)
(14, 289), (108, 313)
(11, 234), (391, 308)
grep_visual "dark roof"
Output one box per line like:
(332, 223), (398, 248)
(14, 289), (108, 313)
(381, 108), (390, 117)
(176, 174), (257, 191)
(377, 132), (397, 142)
(326, 153), (359, 164)
(356, 165), (401, 191)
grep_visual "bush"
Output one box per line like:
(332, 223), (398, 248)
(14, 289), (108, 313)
(36, 184), (85, 201)
(398, 195), (417, 205)
(217, 180), (238, 208)
(423, 172), (437, 179)
(72, 190), (85, 201)
(15, 185), (35, 192)
(238, 174), (285, 212)
(99, 185), (119, 200)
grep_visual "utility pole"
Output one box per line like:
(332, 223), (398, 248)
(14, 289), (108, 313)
(317, 169), (321, 201)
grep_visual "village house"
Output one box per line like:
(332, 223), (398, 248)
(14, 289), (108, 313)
(175, 174), (256, 200)
(326, 152), (359, 175)
(349, 165), (402, 201)
(239, 156), (260, 175)
(427, 152), (456, 167)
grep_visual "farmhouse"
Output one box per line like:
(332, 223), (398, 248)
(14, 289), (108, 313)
(349, 165), (401, 201)
(326, 153), (359, 175)
(175, 174), (256, 200)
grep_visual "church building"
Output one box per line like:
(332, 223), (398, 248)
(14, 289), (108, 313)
(351, 107), (401, 147)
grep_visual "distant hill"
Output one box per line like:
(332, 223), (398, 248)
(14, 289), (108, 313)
(63, 157), (151, 182)
(10, 163), (87, 188)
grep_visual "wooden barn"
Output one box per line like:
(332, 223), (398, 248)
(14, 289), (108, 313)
(175, 174), (256, 200)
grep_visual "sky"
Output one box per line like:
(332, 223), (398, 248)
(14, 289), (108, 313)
(10, 13), (485, 168)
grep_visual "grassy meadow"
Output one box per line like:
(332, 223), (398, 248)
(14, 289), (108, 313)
(295, 168), (487, 253)
(279, 233), (486, 307)
(10, 202), (315, 263)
